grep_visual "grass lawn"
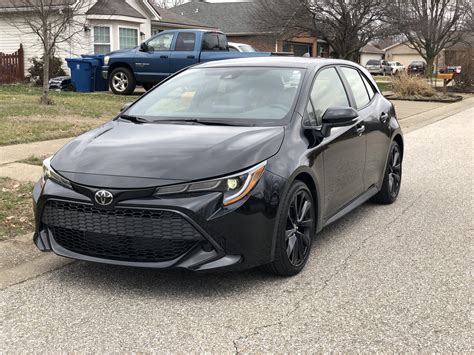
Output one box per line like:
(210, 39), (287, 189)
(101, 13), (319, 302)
(0, 84), (136, 146)
(0, 178), (35, 240)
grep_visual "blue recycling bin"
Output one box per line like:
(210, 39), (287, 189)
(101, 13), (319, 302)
(66, 58), (98, 92)
(81, 54), (108, 91)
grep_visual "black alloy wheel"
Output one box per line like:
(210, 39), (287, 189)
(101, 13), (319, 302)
(372, 141), (402, 204)
(264, 181), (315, 276)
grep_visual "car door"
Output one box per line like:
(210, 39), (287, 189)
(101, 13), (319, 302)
(306, 66), (367, 219)
(169, 32), (199, 73)
(134, 32), (175, 82)
(339, 66), (391, 191)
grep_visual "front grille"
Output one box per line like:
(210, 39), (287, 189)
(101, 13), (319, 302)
(42, 200), (204, 262)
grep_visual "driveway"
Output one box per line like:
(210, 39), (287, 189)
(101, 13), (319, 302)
(1, 108), (472, 352)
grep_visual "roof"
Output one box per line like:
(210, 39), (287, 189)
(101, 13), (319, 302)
(0, 0), (72, 10)
(360, 43), (385, 54)
(171, 1), (268, 35)
(86, 0), (146, 19)
(195, 57), (358, 69)
(149, 4), (215, 28)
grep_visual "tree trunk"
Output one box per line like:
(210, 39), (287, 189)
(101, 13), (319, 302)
(40, 53), (50, 105)
(425, 57), (435, 79)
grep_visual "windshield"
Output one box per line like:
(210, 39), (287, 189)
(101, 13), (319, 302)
(127, 67), (305, 124)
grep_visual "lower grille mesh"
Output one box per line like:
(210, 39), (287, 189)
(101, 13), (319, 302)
(42, 200), (203, 262)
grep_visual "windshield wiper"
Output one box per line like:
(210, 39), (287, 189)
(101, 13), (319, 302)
(153, 119), (250, 126)
(118, 114), (149, 123)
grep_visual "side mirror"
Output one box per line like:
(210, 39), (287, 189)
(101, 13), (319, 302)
(120, 102), (132, 112)
(322, 107), (358, 126)
(321, 107), (358, 136)
(139, 42), (149, 52)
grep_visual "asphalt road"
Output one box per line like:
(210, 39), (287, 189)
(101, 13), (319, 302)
(1, 108), (472, 352)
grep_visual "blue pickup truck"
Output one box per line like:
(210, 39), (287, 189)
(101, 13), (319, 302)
(102, 29), (274, 95)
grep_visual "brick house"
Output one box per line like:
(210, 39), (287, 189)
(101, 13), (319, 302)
(171, 0), (329, 57)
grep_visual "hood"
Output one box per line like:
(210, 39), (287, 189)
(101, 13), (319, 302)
(52, 120), (285, 189)
(108, 48), (137, 57)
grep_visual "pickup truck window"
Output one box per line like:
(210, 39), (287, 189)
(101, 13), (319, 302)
(202, 33), (228, 51)
(175, 32), (196, 51)
(128, 67), (304, 124)
(148, 33), (174, 51)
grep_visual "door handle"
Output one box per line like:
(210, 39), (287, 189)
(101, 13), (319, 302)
(160, 55), (169, 59)
(380, 112), (389, 123)
(187, 55), (196, 59)
(356, 125), (366, 136)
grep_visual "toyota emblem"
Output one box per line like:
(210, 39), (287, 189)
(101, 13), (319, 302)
(95, 190), (114, 206)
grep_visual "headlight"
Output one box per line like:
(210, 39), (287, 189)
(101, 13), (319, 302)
(154, 161), (267, 206)
(104, 55), (110, 65)
(41, 156), (72, 189)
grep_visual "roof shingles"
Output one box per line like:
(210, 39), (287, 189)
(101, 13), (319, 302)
(171, 1), (267, 34)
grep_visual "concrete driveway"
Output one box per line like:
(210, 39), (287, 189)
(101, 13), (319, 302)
(1, 108), (472, 352)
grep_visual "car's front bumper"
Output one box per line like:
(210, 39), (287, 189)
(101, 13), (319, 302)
(33, 171), (287, 272)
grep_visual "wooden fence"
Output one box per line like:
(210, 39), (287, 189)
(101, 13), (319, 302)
(0, 44), (25, 84)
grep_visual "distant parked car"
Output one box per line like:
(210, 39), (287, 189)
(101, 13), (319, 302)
(387, 61), (405, 75)
(48, 76), (73, 91)
(407, 61), (426, 75)
(365, 59), (391, 75)
(228, 42), (257, 52)
(439, 65), (462, 74)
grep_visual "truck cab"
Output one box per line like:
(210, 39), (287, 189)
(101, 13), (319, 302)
(102, 29), (272, 95)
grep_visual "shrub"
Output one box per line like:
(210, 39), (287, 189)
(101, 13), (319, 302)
(392, 73), (437, 97)
(27, 55), (66, 85)
(453, 50), (473, 90)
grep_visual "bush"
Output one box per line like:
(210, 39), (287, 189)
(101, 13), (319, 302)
(392, 73), (437, 97)
(453, 51), (473, 90)
(27, 55), (66, 85)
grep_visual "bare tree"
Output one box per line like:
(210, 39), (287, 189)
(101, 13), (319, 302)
(253, 0), (389, 60)
(152, 0), (187, 9)
(6, 0), (87, 105)
(386, 0), (471, 76)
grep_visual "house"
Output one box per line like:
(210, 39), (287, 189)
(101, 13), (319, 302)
(359, 43), (385, 65)
(171, 0), (329, 57)
(383, 41), (427, 67)
(0, 0), (213, 76)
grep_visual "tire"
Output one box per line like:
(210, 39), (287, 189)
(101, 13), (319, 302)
(109, 67), (136, 95)
(142, 83), (155, 91)
(372, 141), (402, 204)
(264, 181), (316, 276)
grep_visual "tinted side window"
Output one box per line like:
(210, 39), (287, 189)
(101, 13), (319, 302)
(307, 67), (350, 126)
(175, 32), (196, 51)
(341, 67), (370, 109)
(361, 74), (375, 99)
(202, 33), (227, 51)
(148, 33), (174, 51)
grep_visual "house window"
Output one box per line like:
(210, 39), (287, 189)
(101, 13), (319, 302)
(93, 26), (111, 55)
(119, 28), (138, 49)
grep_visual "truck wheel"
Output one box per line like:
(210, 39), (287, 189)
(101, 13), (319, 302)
(143, 83), (155, 91)
(109, 67), (136, 95)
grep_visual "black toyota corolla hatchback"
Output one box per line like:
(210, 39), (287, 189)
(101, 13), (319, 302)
(33, 57), (403, 276)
